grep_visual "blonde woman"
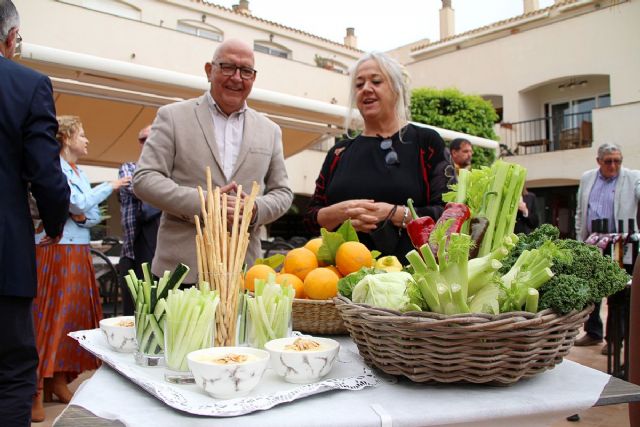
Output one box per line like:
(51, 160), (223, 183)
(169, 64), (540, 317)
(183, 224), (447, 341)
(304, 52), (450, 261)
(31, 116), (129, 422)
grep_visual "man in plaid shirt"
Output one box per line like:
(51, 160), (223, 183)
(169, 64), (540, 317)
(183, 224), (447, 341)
(118, 125), (159, 314)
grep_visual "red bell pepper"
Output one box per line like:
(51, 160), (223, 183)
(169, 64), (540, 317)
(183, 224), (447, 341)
(406, 198), (436, 249)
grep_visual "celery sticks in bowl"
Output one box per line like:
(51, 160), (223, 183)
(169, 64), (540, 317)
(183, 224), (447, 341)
(163, 285), (219, 382)
(246, 276), (295, 349)
(124, 262), (190, 365)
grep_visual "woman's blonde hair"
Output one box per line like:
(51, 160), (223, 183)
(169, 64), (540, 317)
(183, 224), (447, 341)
(56, 115), (82, 149)
(345, 51), (411, 134)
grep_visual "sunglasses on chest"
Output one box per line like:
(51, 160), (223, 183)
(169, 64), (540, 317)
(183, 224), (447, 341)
(378, 136), (400, 166)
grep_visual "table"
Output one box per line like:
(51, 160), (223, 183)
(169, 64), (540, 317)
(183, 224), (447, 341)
(53, 335), (640, 427)
(55, 375), (640, 427)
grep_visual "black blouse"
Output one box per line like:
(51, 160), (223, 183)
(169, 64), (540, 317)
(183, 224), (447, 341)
(304, 124), (452, 261)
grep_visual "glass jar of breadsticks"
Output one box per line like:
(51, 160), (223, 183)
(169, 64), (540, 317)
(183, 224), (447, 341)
(194, 168), (259, 347)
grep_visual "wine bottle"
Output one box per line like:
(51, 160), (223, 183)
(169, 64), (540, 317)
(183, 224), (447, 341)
(623, 218), (639, 274)
(585, 219), (601, 245)
(596, 218), (612, 258)
(611, 219), (625, 268)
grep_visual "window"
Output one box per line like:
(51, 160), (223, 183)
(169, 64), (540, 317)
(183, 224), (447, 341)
(598, 94), (611, 108)
(177, 20), (223, 42)
(254, 41), (290, 59)
(313, 55), (348, 74)
(57, 0), (141, 19)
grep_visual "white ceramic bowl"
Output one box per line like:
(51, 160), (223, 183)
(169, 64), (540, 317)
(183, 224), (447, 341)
(187, 347), (269, 399)
(99, 316), (136, 353)
(264, 336), (340, 384)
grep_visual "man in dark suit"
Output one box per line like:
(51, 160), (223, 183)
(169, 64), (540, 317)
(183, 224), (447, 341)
(0, 2), (70, 425)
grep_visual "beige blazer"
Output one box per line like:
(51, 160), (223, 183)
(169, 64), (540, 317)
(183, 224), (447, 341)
(133, 93), (293, 283)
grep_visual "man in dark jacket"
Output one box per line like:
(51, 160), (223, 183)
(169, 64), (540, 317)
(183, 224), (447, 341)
(0, 2), (70, 424)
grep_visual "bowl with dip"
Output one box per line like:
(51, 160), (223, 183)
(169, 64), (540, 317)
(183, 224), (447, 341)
(264, 336), (340, 383)
(99, 316), (137, 353)
(187, 347), (269, 399)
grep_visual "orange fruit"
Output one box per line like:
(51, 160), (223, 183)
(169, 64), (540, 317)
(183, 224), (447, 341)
(326, 265), (343, 278)
(244, 264), (276, 292)
(303, 267), (339, 300)
(283, 247), (318, 281)
(275, 273), (305, 298)
(335, 241), (373, 276)
(304, 237), (327, 266)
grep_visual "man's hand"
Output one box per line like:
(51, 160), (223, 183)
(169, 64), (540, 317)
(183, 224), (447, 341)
(221, 182), (256, 227)
(39, 234), (62, 246)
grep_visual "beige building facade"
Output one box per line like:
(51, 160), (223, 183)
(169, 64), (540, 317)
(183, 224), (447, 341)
(13, 0), (639, 238)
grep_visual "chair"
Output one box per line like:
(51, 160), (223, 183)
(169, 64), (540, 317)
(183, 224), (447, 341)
(579, 121), (593, 148)
(91, 249), (121, 318)
(288, 236), (309, 248)
(100, 236), (123, 257)
(559, 128), (580, 150)
(263, 240), (295, 258)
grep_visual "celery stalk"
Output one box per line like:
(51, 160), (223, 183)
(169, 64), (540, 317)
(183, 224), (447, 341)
(246, 279), (294, 349)
(164, 287), (219, 372)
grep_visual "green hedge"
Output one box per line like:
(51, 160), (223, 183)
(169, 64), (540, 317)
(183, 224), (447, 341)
(411, 87), (498, 167)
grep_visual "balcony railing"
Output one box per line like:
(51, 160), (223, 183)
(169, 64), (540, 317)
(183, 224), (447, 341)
(499, 112), (593, 156)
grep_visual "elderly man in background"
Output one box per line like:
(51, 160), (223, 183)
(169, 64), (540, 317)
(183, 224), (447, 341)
(449, 137), (473, 174)
(133, 39), (292, 284)
(0, 1), (70, 424)
(574, 143), (640, 349)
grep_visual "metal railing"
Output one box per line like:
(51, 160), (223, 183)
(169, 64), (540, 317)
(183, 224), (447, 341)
(499, 111), (593, 156)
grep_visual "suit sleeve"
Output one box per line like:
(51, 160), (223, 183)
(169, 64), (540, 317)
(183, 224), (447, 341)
(133, 106), (202, 220)
(22, 76), (69, 237)
(252, 125), (294, 226)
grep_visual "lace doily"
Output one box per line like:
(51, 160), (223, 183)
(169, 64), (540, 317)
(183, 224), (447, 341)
(69, 329), (378, 417)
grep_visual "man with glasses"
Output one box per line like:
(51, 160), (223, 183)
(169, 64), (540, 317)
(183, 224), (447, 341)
(574, 143), (640, 349)
(134, 39), (292, 284)
(1, 1), (70, 424)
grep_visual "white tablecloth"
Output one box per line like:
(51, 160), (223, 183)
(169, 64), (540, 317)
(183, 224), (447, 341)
(65, 336), (610, 427)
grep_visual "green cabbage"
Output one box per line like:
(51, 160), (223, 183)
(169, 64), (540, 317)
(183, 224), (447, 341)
(351, 272), (412, 311)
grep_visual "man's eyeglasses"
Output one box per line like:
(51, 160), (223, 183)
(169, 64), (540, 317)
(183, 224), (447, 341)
(602, 158), (622, 165)
(15, 31), (22, 45)
(379, 137), (399, 166)
(214, 62), (257, 80)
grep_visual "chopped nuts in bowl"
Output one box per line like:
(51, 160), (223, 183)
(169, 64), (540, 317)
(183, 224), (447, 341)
(99, 316), (137, 353)
(265, 336), (340, 383)
(187, 347), (269, 399)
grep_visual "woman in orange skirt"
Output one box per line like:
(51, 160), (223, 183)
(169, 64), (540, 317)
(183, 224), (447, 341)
(31, 116), (130, 422)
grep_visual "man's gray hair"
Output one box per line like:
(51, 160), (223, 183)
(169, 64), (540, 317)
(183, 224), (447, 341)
(345, 51), (411, 132)
(0, 0), (19, 42)
(597, 143), (622, 159)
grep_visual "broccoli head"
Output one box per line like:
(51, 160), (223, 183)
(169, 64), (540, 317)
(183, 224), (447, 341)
(499, 224), (561, 275)
(552, 239), (630, 303)
(539, 274), (590, 314)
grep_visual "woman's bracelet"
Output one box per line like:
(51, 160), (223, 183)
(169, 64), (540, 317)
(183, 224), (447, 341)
(400, 206), (410, 229)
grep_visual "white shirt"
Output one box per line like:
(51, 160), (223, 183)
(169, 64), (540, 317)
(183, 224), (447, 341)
(206, 92), (246, 180)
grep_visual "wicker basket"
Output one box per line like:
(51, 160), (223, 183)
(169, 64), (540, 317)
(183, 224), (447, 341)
(291, 298), (348, 335)
(334, 295), (593, 384)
